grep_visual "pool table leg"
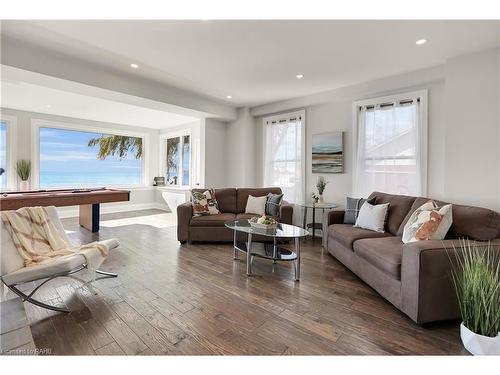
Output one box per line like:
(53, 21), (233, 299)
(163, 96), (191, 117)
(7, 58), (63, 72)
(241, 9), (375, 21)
(79, 203), (100, 232)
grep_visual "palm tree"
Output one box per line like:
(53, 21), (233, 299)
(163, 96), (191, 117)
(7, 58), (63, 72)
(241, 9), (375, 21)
(88, 135), (142, 159)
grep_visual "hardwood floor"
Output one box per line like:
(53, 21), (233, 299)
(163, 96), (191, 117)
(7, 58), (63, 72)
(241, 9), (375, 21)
(7, 209), (467, 355)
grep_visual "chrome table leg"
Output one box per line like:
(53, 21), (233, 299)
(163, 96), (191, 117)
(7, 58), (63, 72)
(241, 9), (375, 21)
(246, 233), (253, 276)
(273, 236), (277, 264)
(233, 225), (238, 260)
(294, 237), (301, 281)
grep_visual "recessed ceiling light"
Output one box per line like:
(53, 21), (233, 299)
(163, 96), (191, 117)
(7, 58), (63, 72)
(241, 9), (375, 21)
(416, 39), (427, 45)
(130, 63), (139, 68)
(226, 95), (232, 99)
(296, 74), (304, 79)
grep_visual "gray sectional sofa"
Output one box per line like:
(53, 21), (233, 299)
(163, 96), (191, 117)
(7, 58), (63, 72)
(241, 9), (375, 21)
(323, 191), (500, 324)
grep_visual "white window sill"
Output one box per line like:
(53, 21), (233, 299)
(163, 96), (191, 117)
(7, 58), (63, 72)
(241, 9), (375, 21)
(155, 186), (191, 191)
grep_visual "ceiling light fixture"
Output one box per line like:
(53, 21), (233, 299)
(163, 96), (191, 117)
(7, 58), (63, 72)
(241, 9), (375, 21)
(226, 95), (232, 99)
(130, 63), (139, 68)
(416, 39), (427, 45)
(296, 74), (304, 79)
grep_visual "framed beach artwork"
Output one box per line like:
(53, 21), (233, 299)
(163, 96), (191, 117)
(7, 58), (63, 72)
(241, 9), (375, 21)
(312, 131), (344, 173)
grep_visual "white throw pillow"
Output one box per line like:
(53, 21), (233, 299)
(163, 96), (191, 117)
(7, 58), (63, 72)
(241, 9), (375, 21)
(354, 202), (389, 233)
(402, 201), (453, 243)
(245, 195), (267, 216)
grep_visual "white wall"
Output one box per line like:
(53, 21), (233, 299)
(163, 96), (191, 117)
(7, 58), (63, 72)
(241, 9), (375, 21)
(204, 119), (227, 188)
(444, 48), (500, 210)
(249, 48), (500, 211)
(225, 107), (255, 187)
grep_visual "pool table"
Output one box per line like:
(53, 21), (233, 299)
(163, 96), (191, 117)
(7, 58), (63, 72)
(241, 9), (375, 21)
(0, 188), (130, 232)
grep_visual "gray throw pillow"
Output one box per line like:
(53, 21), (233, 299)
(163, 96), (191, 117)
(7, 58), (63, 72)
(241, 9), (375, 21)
(265, 193), (284, 216)
(344, 197), (376, 224)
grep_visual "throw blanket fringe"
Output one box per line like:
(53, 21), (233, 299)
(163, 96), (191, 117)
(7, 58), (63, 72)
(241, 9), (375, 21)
(1, 207), (109, 272)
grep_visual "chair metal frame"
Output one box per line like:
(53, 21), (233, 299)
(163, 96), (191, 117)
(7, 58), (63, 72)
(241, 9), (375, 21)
(1, 265), (117, 313)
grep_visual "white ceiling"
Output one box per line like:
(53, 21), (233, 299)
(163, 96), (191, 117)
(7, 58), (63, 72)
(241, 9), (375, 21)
(1, 79), (198, 129)
(2, 20), (500, 107)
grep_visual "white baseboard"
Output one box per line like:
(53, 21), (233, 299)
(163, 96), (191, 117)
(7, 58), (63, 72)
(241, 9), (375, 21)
(56, 202), (170, 219)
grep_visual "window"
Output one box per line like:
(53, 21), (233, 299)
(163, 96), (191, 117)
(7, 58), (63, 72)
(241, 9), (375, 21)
(38, 126), (144, 189)
(0, 122), (7, 191)
(165, 134), (190, 186)
(263, 111), (305, 203)
(354, 91), (427, 197)
(0, 116), (16, 191)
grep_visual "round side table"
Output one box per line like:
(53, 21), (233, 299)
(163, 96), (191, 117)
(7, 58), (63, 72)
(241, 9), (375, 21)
(296, 202), (337, 240)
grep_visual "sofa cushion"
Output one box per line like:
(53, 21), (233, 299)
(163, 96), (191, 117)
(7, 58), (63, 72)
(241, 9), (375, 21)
(245, 195), (267, 215)
(328, 224), (392, 249)
(192, 188), (237, 213)
(191, 189), (220, 216)
(236, 188), (282, 213)
(190, 213), (236, 227)
(353, 237), (403, 279)
(344, 197), (376, 224)
(398, 197), (500, 240)
(266, 193), (284, 216)
(354, 202), (390, 233)
(448, 204), (500, 240)
(236, 213), (259, 220)
(368, 192), (416, 236)
(397, 197), (429, 236)
(402, 201), (453, 243)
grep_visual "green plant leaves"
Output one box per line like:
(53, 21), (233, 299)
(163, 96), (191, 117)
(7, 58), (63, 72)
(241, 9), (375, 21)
(449, 239), (500, 337)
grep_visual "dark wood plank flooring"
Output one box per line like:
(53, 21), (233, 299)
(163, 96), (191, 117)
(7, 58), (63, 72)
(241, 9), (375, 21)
(5, 209), (467, 355)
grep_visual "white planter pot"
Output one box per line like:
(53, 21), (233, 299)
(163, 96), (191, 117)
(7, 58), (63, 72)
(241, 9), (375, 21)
(18, 180), (30, 191)
(460, 323), (500, 355)
(318, 194), (324, 204)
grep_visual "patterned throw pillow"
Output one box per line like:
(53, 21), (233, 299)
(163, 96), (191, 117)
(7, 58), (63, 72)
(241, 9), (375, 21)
(265, 193), (284, 216)
(191, 189), (220, 216)
(402, 201), (453, 243)
(344, 197), (376, 224)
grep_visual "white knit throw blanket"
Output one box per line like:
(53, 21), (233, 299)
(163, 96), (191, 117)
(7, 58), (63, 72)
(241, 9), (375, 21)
(1, 207), (109, 273)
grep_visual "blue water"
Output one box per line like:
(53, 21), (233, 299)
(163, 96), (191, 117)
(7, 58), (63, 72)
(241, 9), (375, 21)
(40, 171), (142, 189)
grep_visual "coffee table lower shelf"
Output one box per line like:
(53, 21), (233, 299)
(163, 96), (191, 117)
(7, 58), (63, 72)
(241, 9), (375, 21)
(234, 241), (297, 261)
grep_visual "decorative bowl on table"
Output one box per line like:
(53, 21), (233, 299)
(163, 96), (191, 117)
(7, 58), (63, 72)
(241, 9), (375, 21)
(248, 216), (278, 230)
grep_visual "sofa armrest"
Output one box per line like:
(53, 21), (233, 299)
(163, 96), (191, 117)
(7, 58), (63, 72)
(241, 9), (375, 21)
(322, 210), (345, 248)
(401, 239), (500, 324)
(280, 203), (294, 225)
(177, 202), (193, 242)
(326, 210), (345, 226)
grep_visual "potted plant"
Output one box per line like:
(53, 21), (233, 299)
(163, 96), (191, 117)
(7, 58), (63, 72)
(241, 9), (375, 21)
(311, 192), (319, 204)
(449, 239), (500, 355)
(316, 176), (328, 203)
(16, 160), (31, 191)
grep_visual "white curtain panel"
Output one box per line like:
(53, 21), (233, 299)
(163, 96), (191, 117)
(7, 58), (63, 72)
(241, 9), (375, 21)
(263, 116), (305, 205)
(354, 100), (423, 197)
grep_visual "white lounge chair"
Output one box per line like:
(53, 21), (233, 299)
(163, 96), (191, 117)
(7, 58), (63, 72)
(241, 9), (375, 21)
(0, 206), (119, 313)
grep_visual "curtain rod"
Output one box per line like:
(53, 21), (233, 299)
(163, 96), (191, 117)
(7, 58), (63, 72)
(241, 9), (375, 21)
(266, 116), (302, 125)
(359, 97), (420, 111)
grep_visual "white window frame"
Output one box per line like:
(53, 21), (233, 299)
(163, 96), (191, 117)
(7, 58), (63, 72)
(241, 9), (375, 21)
(159, 129), (192, 188)
(262, 109), (306, 203)
(31, 119), (150, 190)
(352, 89), (428, 196)
(1, 115), (18, 191)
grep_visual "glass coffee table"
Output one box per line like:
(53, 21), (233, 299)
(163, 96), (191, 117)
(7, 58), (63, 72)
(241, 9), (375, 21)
(225, 220), (309, 281)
